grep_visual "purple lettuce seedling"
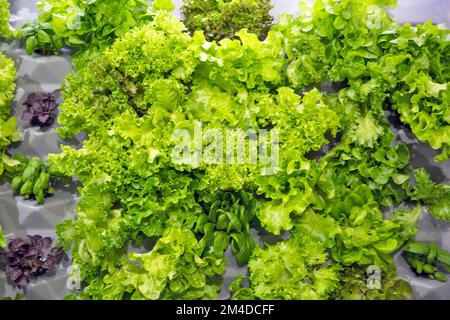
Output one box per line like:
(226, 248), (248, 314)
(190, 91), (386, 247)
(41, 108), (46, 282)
(22, 90), (61, 128)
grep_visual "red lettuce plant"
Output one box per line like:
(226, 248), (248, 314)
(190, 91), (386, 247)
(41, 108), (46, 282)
(22, 90), (60, 128)
(0, 235), (64, 287)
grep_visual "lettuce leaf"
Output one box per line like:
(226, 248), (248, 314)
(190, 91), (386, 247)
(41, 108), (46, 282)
(0, 0), (16, 38)
(182, 0), (273, 42)
(248, 232), (341, 300)
(411, 168), (450, 221)
(331, 265), (414, 300)
(0, 226), (6, 248)
(79, 228), (225, 300)
(0, 53), (21, 179)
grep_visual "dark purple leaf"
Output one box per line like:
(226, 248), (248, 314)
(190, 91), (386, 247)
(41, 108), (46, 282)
(6, 266), (21, 281)
(22, 112), (33, 122)
(31, 101), (43, 111)
(48, 102), (58, 110)
(9, 256), (21, 266)
(51, 89), (60, 99)
(38, 114), (50, 124)
(28, 235), (41, 246)
(24, 248), (39, 258)
(49, 247), (64, 257)
(17, 276), (28, 288)
(38, 237), (52, 248)
(9, 238), (28, 251)
(43, 256), (56, 268)
(23, 93), (37, 106)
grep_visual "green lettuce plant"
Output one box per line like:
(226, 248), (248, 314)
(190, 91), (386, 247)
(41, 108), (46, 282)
(0, 0), (17, 39)
(182, 0), (274, 42)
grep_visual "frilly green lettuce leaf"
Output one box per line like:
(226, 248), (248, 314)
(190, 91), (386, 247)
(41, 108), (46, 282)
(349, 112), (384, 148)
(0, 53), (16, 119)
(256, 199), (294, 235)
(0, 0), (16, 38)
(331, 265), (414, 300)
(412, 168), (450, 221)
(248, 233), (341, 300)
(78, 227), (225, 300)
(182, 0), (273, 42)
